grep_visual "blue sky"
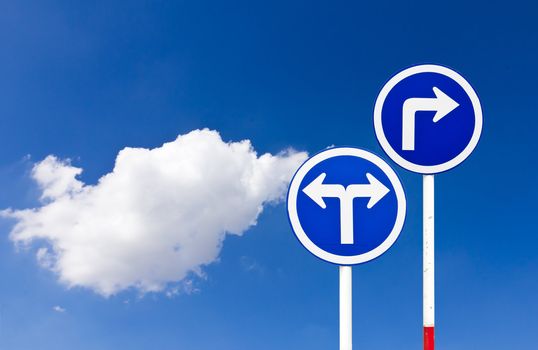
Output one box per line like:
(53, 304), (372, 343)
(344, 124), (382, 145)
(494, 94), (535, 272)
(0, 0), (537, 349)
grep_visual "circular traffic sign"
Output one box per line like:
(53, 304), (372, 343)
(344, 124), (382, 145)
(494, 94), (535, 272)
(287, 147), (406, 265)
(374, 64), (483, 174)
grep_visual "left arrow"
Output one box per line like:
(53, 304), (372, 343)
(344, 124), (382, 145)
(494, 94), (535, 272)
(302, 172), (389, 244)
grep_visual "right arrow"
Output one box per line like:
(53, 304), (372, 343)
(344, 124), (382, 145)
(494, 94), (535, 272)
(402, 86), (459, 151)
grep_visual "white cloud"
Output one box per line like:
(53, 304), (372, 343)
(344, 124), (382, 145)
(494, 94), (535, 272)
(52, 305), (66, 313)
(240, 256), (265, 275)
(1, 129), (307, 296)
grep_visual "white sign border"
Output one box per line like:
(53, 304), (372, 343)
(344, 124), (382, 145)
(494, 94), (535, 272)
(373, 64), (483, 174)
(287, 147), (407, 265)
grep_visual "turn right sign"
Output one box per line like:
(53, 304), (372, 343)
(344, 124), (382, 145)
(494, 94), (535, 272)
(373, 64), (483, 174)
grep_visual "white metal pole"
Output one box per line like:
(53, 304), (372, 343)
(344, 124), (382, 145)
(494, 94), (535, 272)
(423, 175), (435, 350)
(340, 265), (352, 350)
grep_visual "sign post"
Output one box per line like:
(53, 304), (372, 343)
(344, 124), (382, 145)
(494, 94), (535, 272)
(287, 147), (407, 350)
(423, 174), (435, 348)
(374, 64), (483, 350)
(340, 265), (352, 350)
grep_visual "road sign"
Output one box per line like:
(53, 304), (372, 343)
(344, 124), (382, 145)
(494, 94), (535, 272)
(373, 64), (483, 174)
(287, 147), (406, 265)
(374, 64), (483, 350)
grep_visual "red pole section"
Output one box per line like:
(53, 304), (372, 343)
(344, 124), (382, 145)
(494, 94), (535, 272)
(424, 326), (434, 350)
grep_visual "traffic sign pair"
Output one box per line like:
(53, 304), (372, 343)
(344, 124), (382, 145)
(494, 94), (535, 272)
(287, 64), (482, 265)
(286, 64), (483, 350)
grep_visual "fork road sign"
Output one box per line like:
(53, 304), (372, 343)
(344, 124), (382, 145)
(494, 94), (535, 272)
(373, 64), (483, 174)
(287, 147), (406, 265)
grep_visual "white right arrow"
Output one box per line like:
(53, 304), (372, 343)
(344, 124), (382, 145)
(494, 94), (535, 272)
(303, 172), (390, 244)
(402, 87), (459, 151)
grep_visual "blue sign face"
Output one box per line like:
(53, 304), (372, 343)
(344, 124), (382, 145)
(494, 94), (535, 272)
(374, 65), (483, 174)
(287, 147), (406, 265)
